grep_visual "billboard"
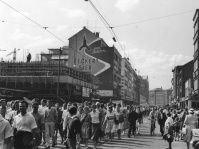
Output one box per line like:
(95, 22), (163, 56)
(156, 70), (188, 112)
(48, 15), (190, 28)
(82, 87), (90, 97)
(69, 29), (113, 91)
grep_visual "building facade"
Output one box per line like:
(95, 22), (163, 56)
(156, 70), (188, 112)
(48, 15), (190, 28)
(121, 58), (139, 104)
(193, 9), (199, 102)
(68, 27), (122, 102)
(171, 60), (194, 108)
(0, 61), (95, 102)
(139, 76), (149, 105)
(149, 87), (170, 107)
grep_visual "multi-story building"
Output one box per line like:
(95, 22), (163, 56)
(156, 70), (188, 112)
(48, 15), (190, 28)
(193, 9), (199, 101)
(171, 60), (194, 108)
(149, 87), (170, 107)
(139, 76), (149, 105)
(121, 58), (139, 104)
(68, 27), (122, 102)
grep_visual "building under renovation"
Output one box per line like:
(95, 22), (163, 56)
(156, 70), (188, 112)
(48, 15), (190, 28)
(0, 61), (95, 103)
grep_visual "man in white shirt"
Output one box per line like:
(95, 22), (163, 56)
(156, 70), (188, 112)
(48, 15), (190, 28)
(0, 113), (13, 149)
(38, 99), (48, 144)
(13, 100), (37, 149)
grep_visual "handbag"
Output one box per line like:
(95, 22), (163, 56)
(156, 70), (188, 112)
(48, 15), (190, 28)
(182, 125), (186, 134)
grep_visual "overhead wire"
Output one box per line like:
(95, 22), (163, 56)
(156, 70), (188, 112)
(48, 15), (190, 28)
(114, 10), (194, 28)
(0, 0), (105, 70)
(87, 0), (130, 62)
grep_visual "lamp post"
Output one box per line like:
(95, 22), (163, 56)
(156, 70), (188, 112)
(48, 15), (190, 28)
(57, 47), (62, 101)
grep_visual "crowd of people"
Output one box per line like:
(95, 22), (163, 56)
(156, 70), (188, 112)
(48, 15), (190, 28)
(0, 98), (199, 149)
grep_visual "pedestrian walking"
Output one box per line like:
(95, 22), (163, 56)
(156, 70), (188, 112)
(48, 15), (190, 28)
(12, 100), (37, 149)
(137, 107), (143, 135)
(163, 112), (174, 149)
(54, 103), (64, 144)
(128, 106), (138, 138)
(81, 106), (91, 149)
(90, 105), (101, 149)
(0, 113), (13, 149)
(38, 99), (48, 145)
(158, 108), (167, 136)
(44, 100), (57, 149)
(115, 104), (124, 139)
(65, 106), (81, 149)
(183, 108), (198, 149)
(31, 101), (45, 148)
(103, 106), (116, 141)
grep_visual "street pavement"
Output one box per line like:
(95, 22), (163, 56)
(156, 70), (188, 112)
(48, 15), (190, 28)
(39, 117), (187, 149)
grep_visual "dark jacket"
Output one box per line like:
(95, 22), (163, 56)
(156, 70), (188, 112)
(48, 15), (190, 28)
(128, 111), (138, 124)
(158, 112), (167, 124)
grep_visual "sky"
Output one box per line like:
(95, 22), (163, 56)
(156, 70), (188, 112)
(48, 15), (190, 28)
(0, 0), (198, 90)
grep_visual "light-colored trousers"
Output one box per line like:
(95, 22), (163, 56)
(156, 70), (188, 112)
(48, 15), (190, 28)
(45, 122), (55, 146)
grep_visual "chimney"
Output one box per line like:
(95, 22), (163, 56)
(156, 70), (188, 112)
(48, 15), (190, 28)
(95, 32), (99, 37)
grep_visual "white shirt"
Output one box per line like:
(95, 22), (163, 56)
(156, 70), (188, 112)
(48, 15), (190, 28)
(12, 112), (37, 132)
(165, 117), (173, 127)
(62, 110), (69, 119)
(38, 105), (48, 115)
(90, 111), (100, 123)
(0, 114), (13, 149)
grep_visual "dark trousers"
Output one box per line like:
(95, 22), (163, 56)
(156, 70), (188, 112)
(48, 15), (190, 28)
(159, 123), (164, 136)
(66, 139), (76, 149)
(14, 131), (33, 149)
(128, 123), (136, 137)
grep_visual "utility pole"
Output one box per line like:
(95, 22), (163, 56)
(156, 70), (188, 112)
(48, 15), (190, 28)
(57, 47), (62, 101)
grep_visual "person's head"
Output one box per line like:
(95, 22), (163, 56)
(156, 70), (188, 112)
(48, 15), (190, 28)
(96, 102), (100, 108)
(189, 108), (194, 115)
(78, 106), (83, 114)
(19, 100), (28, 113)
(91, 105), (96, 112)
(83, 106), (89, 115)
(116, 105), (120, 112)
(108, 106), (113, 113)
(63, 103), (67, 110)
(41, 99), (47, 106)
(68, 106), (77, 116)
(47, 100), (52, 108)
(11, 100), (15, 110)
(117, 104), (121, 108)
(67, 102), (72, 109)
(84, 101), (88, 107)
(55, 103), (60, 110)
(0, 99), (6, 107)
(13, 100), (19, 111)
(32, 102), (39, 113)
(73, 103), (77, 108)
(167, 112), (171, 117)
(131, 106), (135, 111)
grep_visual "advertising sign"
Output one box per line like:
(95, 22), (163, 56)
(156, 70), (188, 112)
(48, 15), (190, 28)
(97, 90), (113, 97)
(69, 30), (114, 91)
(82, 87), (90, 97)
